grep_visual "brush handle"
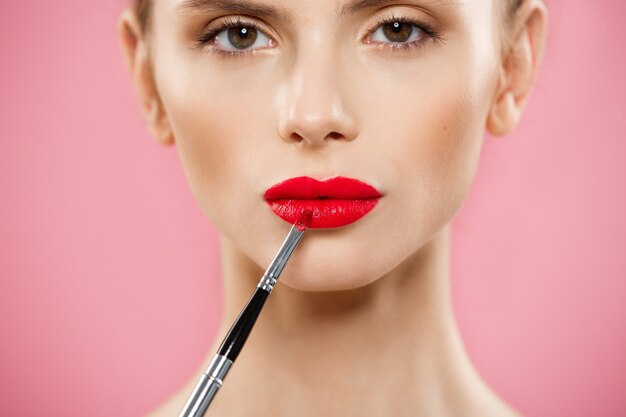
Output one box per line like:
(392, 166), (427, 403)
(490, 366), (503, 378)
(178, 222), (307, 417)
(177, 355), (231, 417)
(214, 224), (304, 362)
(177, 288), (269, 417)
(218, 288), (269, 361)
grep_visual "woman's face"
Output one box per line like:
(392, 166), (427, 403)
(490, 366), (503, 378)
(146, 0), (504, 291)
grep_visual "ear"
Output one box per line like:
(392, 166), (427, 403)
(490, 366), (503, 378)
(487, 0), (548, 137)
(117, 7), (174, 145)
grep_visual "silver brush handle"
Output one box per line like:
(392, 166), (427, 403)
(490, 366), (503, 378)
(258, 224), (305, 292)
(178, 355), (233, 417)
(178, 222), (307, 417)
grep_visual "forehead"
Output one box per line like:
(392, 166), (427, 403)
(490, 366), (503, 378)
(151, 0), (503, 42)
(167, 0), (471, 21)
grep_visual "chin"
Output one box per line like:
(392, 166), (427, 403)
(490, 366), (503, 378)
(279, 268), (379, 292)
(271, 234), (402, 292)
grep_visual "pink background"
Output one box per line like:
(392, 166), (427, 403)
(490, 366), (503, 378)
(1, 1), (624, 416)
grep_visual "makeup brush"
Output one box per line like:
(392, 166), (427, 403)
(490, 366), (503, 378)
(178, 209), (313, 417)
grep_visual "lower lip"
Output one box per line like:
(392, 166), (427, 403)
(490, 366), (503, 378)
(266, 198), (380, 228)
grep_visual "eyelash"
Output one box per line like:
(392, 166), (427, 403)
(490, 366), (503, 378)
(195, 15), (442, 58)
(195, 17), (267, 57)
(364, 15), (442, 53)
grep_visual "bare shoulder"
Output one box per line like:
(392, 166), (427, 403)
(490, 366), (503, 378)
(452, 380), (524, 417)
(482, 402), (523, 417)
(145, 376), (204, 417)
(466, 392), (524, 417)
(145, 391), (187, 417)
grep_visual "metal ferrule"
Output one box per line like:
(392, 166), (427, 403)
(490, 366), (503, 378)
(257, 224), (304, 293)
(257, 273), (278, 292)
(205, 354), (233, 386)
(177, 355), (233, 417)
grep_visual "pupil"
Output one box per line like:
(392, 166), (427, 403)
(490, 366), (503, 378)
(392, 22), (401, 32)
(240, 28), (248, 38)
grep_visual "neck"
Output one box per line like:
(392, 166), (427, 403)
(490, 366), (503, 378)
(206, 224), (502, 416)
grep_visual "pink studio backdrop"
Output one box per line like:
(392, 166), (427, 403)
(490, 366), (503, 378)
(1, 1), (624, 416)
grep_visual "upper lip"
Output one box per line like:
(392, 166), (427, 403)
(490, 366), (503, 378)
(264, 176), (382, 200)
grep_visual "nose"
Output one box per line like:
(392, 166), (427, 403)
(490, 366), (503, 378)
(277, 50), (358, 147)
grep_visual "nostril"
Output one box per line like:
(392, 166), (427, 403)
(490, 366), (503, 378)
(288, 131), (342, 143)
(290, 132), (304, 143)
(327, 131), (343, 140)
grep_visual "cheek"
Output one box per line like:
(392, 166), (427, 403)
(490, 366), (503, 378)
(164, 94), (241, 222)
(405, 88), (484, 215)
(155, 63), (273, 227)
(370, 65), (490, 243)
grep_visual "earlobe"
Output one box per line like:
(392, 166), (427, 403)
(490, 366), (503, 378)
(117, 7), (175, 146)
(146, 97), (175, 145)
(487, 0), (548, 137)
(487, 89), (519, 137)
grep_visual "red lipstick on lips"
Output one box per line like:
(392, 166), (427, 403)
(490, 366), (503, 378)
(264, 176), (382, 228)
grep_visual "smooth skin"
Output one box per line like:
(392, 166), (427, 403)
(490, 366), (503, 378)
(118, 0), (547, 415)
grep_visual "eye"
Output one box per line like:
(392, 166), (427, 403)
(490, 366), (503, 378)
(214, 25), (272, 51)
(196, 17), (274, 56)
(365, 17), (439, 50)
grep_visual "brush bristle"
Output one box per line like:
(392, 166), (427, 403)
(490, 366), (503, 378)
(295, 209), (313, 231)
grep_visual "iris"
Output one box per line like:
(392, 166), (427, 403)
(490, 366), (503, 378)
(382, 21), (413, 43)
(227, 26), (258, 49)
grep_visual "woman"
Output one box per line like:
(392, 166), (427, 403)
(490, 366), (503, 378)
(117, 0), (548, 415)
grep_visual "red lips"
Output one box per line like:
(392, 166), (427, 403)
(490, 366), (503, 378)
(264, 176), (382, 228)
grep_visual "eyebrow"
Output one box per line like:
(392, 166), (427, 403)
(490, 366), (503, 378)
(176, 0), (294, 23)
(339, 0), (411, 18)
(338, 0), (454, 18)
